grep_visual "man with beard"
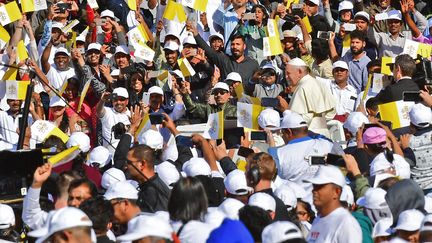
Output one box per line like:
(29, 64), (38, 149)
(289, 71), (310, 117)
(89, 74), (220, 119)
(41, 44), (76, 92)
(186, 21), (259, 82)
(96, 87), (131, 153)
(330, 30), (371, 93)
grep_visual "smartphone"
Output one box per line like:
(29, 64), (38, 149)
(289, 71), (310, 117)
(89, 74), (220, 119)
(250, 131), (267, 141)
(189, 49), (197, 56)
(261, 98), (279, 108)
(102, 58), (110, 66)
(95, 18), (106, 26)
(291, 4), (304, 18)
(142, 92), (150, 106)
(423, 59), (432, 84)
(317, 31), (331, 40)
(56, 3), (71, 13)
(342, 23), (356, 32)
(149, 113), (164, 125)
(243, 12), (256, 21)
(326, 153), (345, 167)
(109, 93), (118, 100)
(309, 156), (326, 165)
(224, 127), (245, 149)
(238, 146), (255, 158)
(403, 91), (421, 103)
(78, 47), (85, 55)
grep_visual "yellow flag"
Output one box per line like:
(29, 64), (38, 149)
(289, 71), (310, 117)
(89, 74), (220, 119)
(378, 101), (414, 129)
(362, 74), (372, 101)
(77, 80), (91, 113)
(1, 66), (18, 81)
(157, 70), (169, 81)
(236, 158), (247, 172)
(286, 0), (300, 8)
(403, 39), (432, 59)
(178, 58), (196, 77)
(48, 146), (80, 167)
(21, 0), (47, 13)
(163, 0), (187, 23)
(263, 19), (283, 57)
(16, 40), (28, 63)
(381, 56), (394, 76)
(302, 16), (312, 33)
(234, 83), (244, 99)
(126, 0), (137, 10)
(342, 34), (351, 57)
(203, 110), (224, 139)
(237, 102), (264, 130)
(182, 0), (208, 11)
(5, 80), (29, 100)
(135, 114), (151, 140)
(0, 25), (10, 49)
(0, 1), (22, 26)
(31, 120), (69, 144)
(65, 31), (76, 52)
(59, 79), (68, 96)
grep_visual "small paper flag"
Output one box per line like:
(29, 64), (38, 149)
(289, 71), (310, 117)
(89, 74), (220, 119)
(5, 80), (29, 100)
(21, 0), (47, 13)
(48, 146), (80, 167)
(77, 80), (91, 113)
(0, 1), (22, 26)
(237, 102), (264, 130)
(181, 0), (208, 12)
(378, 100), (414, 129)
(163, 0), (187, 23)
(178, 57), (196, 77)
(203, 110), (224, 139)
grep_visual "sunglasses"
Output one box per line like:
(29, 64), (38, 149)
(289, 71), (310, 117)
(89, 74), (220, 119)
(213, 89), (228, 95)
(114, 97), (127, 102)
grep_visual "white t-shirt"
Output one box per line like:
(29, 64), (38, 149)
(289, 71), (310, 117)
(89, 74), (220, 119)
(100, 107), (131, 153)
(307, 207), (362, 243)
(0, 110), (33, 151)
(46, 65), (76, 90)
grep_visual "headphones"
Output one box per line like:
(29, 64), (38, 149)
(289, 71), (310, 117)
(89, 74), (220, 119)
(246, 166), (261, 187)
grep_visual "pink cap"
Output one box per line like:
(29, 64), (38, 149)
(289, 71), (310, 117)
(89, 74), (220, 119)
(362, 127), (386, 144)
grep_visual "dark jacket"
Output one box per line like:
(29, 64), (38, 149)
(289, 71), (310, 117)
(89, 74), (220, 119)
(258, 188), (291, 221)
(194, 34), (259, 81)
(375, 78), (419, 104)
(96, 235), (115, 243)
(182, 94), (237, 122)
(137, 173), (171, 213)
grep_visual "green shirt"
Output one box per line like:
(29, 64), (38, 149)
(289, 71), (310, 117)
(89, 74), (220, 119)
(182, 94), (237, 121)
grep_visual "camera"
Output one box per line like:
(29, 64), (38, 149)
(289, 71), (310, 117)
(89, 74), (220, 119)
(56, 3), (71, 13)
(112, 123), (126, 139)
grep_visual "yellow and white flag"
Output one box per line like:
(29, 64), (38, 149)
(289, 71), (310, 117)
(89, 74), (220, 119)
(342, 34), (350, 57)
(372, 73), (384, 93)
(128, 24), (149, 46)
(178, 57), (196, 77)
(237, 102), (264, 130)
(0, 1), (21, 26)
(31, 120), (69, 144)
(134, 43), (155, 62)
(0, 25), (10, 49)
(1, 66), (17, 81)
(21, 0), (47, 13)
(181, 0), (208, 11)
(48, 146), (80, 167)
(125, 0), (136, 10)
(302, 16), (312, 33)
(77, 80), (91, 113)
(203, 110), (224, 139)
(5, 80), (29, 100)
(135, 113), (151, 140)
(380, 56), (394, 76)
(286, 0), (300, 8)
(263, 19), (283, 57)
(403, 39), (432, 59)
(62, 19), (79, 33)
(163, 0), (187, 23)
(378, 100), (414, 129)
(16, 40), (28, 63)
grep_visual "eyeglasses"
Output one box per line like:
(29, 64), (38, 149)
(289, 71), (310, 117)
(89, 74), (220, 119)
(213, 90), (228, 95)
(333, 68), (347, 73)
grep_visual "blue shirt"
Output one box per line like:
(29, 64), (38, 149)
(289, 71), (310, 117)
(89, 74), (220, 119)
(341, 51), (371, 94)
(213, 4), (242, 55)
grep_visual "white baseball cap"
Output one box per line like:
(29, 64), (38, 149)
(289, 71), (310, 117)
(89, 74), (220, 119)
(372, 218), (393, 238)
(283, 30), (297, 39)
(332, 60), (349, 70)
(338, 1), (354, 11)
(387, 10), (402, 21)
(343, 112), (369, 135)
(224, 169), (251, 196)
(395, 209), (424, 231)
(101, 9), (115, 19)
(354, 11), (370, 21)
(76, 35), (86, 43)
(304, 165), (346, 187)
(182, 157), (211, 177)
(52, 21), (65, 30)
(66, 132), (90, 153)
(170, 69), (185, 81)
(49, 96), (67, 107)
(0, 204), (15, 229)
(114, 45), (130, 55)
(306, 0), (319, 5)
(104, 180), (139, 200)
(248, 192), (276, 212)
(163, 41), (180, 51)
(101, 168), (126, 190)
(155, 161), (180, 189)
(55, 47), (70, 57)
(87, 43), (102, 52)
(112, 87), (129, 99)
(218, 198), (244, 220)
(340, 185), (354, 206)
(420, 214), (432, 232)
(258, 109), (281, 129)
(287, 58), (307, 67)
(183, 35), (197, 46)
(138, 129), (164, 150)
(410, 103), (432, 128)
(225, 72), (242, 83)
(87, 146), (111, 168)
(148, 86), (164, 95)
(117, 214), (173, 241)
(212, 82), (230, 92)
(30, 207), (92, 243)
(356, 187), (388, 209)
(209, 32), (224, 43)
(274, 184), (297, 210)
(262, 221), (303, 243)
(280, 111), (307, 129)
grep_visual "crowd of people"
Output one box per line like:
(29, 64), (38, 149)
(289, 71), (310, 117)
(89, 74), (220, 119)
(0, 0), (432, 242)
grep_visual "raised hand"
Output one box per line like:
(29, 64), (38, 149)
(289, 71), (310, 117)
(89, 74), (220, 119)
(32, 163), (52, 188)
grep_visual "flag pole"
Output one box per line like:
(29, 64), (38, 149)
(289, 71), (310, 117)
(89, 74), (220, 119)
(17, 81), (34, 150)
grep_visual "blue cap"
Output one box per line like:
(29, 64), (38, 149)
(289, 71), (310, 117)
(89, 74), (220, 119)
(206, 219), (254, 243)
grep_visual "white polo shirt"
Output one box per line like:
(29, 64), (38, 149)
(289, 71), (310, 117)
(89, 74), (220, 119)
(321, 78), (357, 115)
(100, 107), (131, 153)
(307, 207), (362, 243)
(46, 65), (76, 90)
